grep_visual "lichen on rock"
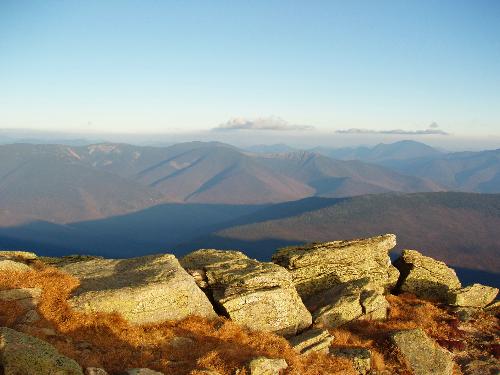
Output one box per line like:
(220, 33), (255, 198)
(0, 327), (83, 375)
(272, 234), (399, 299)
(181, 249), (312, 336)
(60, 254), (217, 324)
(394, 249), (461, 302)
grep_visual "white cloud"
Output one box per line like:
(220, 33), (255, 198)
(336, 125), (449, 135)
(214, 116), (315, 131)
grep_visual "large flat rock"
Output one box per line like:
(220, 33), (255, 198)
(288, 328), (334, 355)
(394, 250), (461, 302)
(447, 283), (498, 308)
(181, 249), (312, 336)
(312, 278), (389, 328)
(390, 328), (453, 375)
(61, 254), (217, 324)
(272, 234), (399, 299)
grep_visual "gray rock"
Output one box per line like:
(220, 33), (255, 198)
(288, 328), (334, 355)
(248, 357), (288, 375)
(60, 254), (217, 324)
(394, 249), (461, 302)
(447, 283), (498, 308)
(272, 234), (399, 299)
(313, 279), (388, 328)
(330, 348), (371, 375)
(0, 327), (83, 375)
(390, 328), (454, 375)
(182, 249), (312, 336)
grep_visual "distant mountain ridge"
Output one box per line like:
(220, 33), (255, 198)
(0, 141), (444, 223)
(311, 140), (443, 163)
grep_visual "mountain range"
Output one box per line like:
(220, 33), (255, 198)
(0, 141), (448, 223)
(0, 140), (499, 287)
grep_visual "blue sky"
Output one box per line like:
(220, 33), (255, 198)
(1, 1), (499, 148)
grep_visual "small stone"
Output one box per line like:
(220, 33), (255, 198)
(330, 348), (371, 375)
(394, 250), (461, 302)
(288, 329), (334, 355)
(447, 283), (498, 308)
(248, 357), (288, 375)
(85, 368), (109, 375)
(390, 328), (453, 375)
(0, 327), (83, 375)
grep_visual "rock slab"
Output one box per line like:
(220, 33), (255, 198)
(288, 328), (334, 355)
(390, 328), (453, 375)
(0, 327), (83, 375)
(272, 234), (399, 299)
(181, 249), (312, 336)
(447, 283), (498, 308)
(312, 279), (388, 328)
(394, 250), (461, 302)
(61, 254), (217, 324)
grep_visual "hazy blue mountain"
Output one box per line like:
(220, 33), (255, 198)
(388, 148), (500, 193)
(312, 140), (443, 164)
(0, 142), (446, 224)
(245, 143), (299, 154)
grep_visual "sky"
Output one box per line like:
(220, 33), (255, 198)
(1, 1), (500, 149)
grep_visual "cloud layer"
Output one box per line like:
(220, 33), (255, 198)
(214, 117), (314, 131)
(336, 123), (448, 135)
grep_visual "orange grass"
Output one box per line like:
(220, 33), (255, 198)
(0, 264), (355, 375)
(328, 293), (469, 374)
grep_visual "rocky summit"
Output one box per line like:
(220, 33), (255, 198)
(181, 249), (311, 336)
(60, 254), (217, 324)
(272, 234), (399, 299)
(0, 235), (499, 375)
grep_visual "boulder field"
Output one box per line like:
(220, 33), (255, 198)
(0, 235), (498, 375)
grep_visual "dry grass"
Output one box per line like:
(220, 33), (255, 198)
(0, 263), (355, 375)
(328, 293), (470, 374)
